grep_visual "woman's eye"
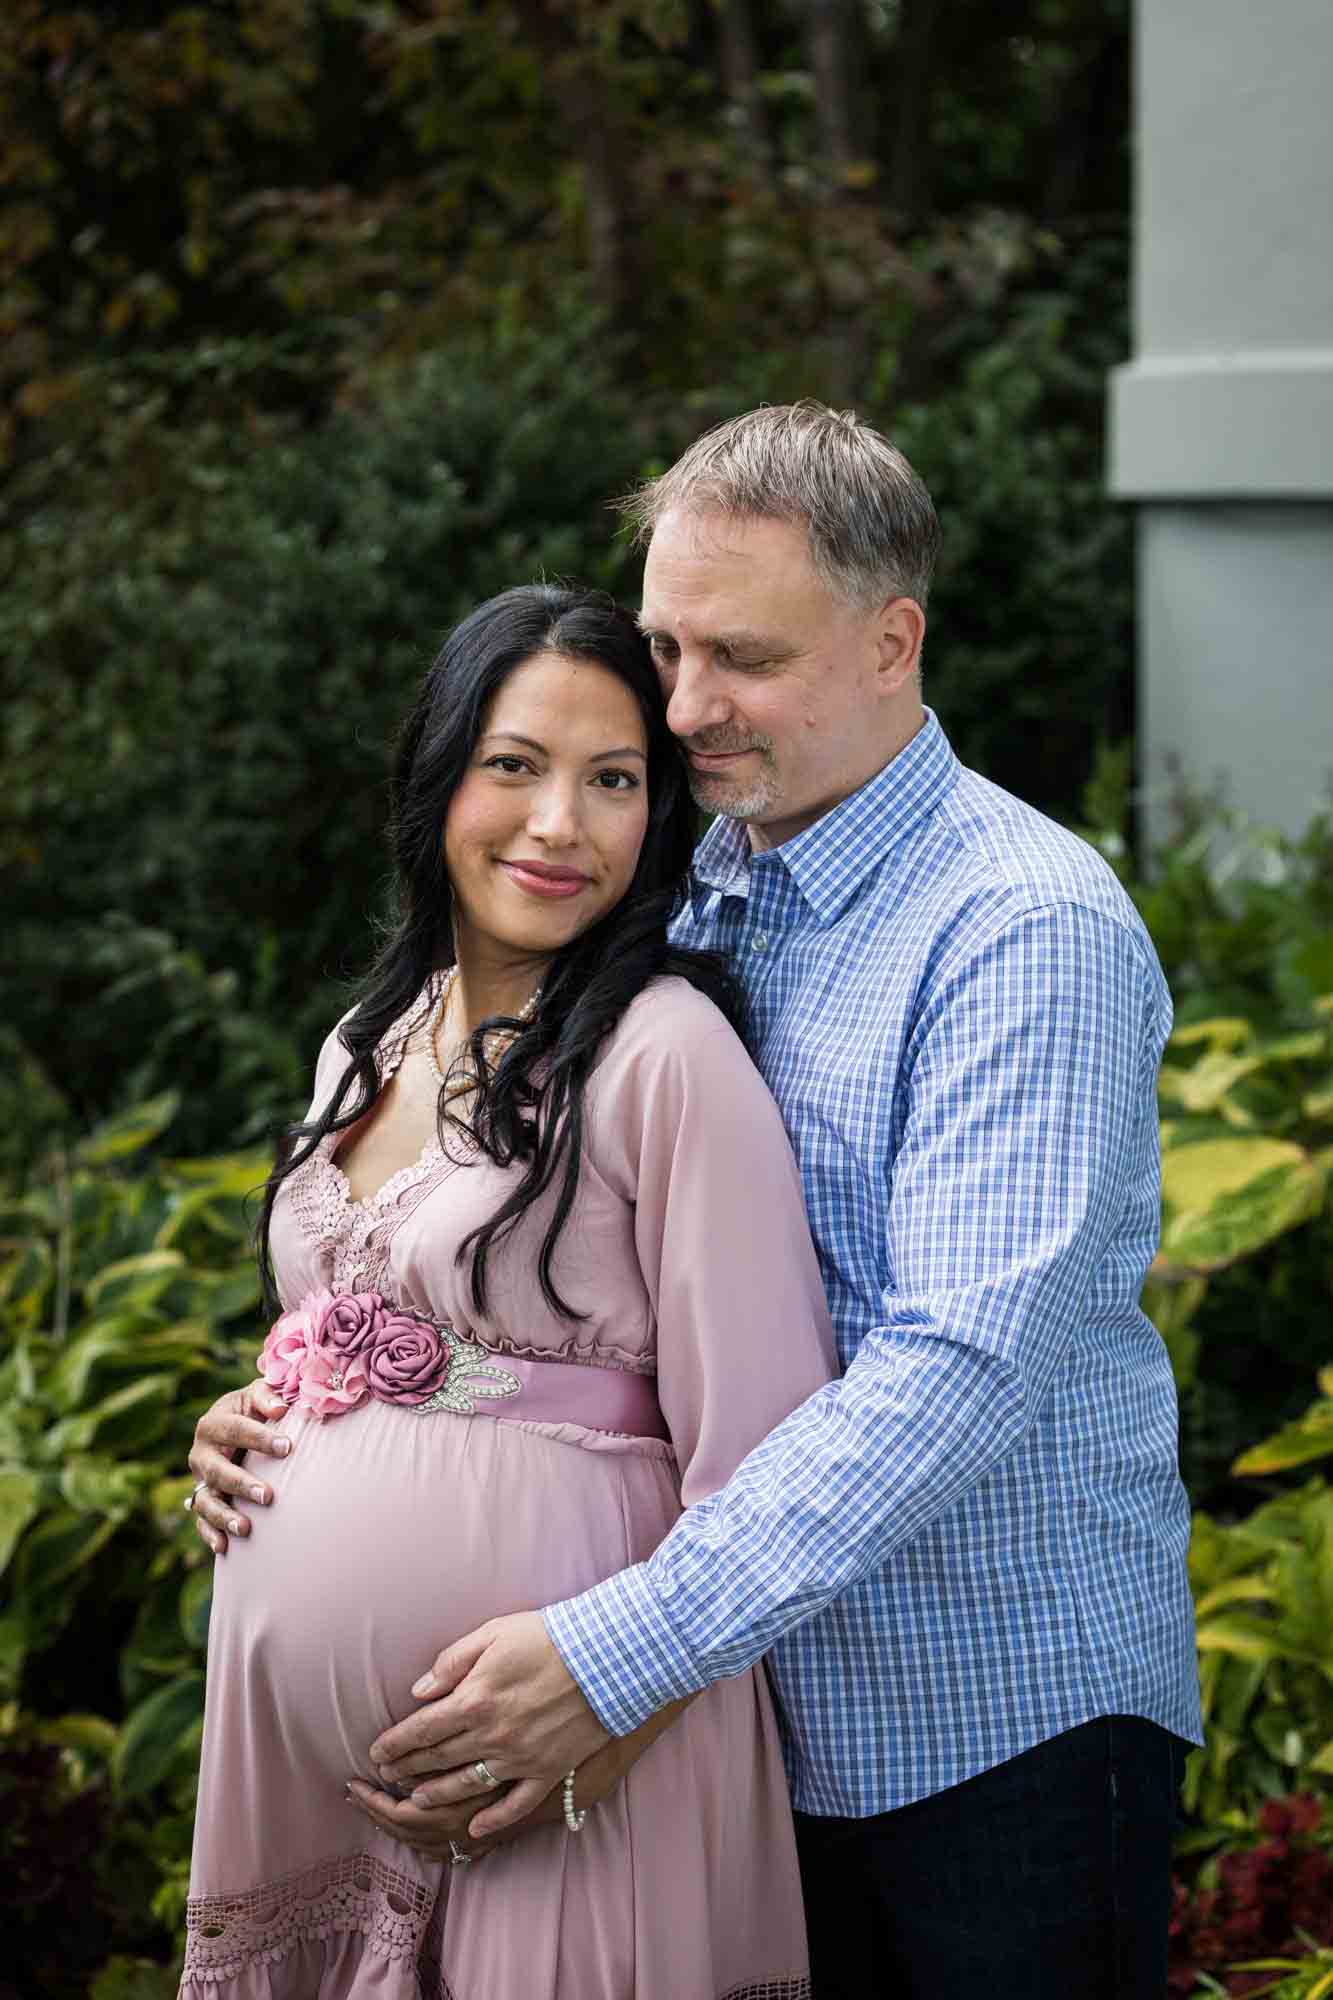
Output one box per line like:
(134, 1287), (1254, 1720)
(484, 755), (530, 775)
(593, 769), (640, 792)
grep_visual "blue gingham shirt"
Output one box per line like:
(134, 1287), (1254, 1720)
(545, 711), (1203, 1816)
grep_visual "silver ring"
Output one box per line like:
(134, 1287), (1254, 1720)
(183, 1481), (209, 1513)
(471, 1759), (501, 1789)
(448, 1840), (472, 1868)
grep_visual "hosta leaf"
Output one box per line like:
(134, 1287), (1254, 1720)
(84, 1248), (186, 1312)
(0, 1236), (53, 1324)
(1158, 1138), (1322, 1272)
(198, 1266), (262, 1324)
(1193, 1575), (1277, 1621)
(113, 1672), (205, 1798)
(59, 1455), (153, 1517)
(167, 1152), (272, 1192)
(1233, 1410), (1333, 1476)
(39, 1376), (174, 1460)
(1210, 1653), (1267, 1736)
(90, 1958), (185, 2000)
(1251, 1707), (1305, 1766)
(178, 1567), (212, 1650)
(1158, 1051), (1265, 1114)
(1170, 1019), (1253, 1053)
(39, 1711), (119, 1761)
(1141, 1274), (1207, 1389)
(15, 1505), (121, 1597)
(1261, 1031), (1327, 1063)
(44, 1316), (147, 1412)
(1194, 1614), (1279, 1662)
(0, 1612), (28, 1695)
(0, 1466), (44, 1579)
(77, 1092), (180, 1166)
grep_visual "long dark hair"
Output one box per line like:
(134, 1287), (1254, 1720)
(257, 583), (744, 1320)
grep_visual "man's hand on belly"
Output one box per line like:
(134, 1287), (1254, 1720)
(366, 1611), (612, 1838)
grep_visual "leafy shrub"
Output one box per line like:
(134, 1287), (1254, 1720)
(1, 319), (650, 1165)
(1186, 1474), (1333, 1829)
(1170, 1793), (1333, 1998)
(0, 1105), (269, 1982)
(1077, 764), (1333, 1513)
(890, 228), (1135, 819)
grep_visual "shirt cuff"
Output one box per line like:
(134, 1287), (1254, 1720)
(543, 1561), (707, 1736)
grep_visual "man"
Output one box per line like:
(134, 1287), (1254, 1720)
(198, 403), (1202, 1994)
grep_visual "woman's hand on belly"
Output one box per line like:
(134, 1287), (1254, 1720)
(344, 1771), (562, 1862)
(187, 1377), (292, 1554)
(349, 1692), (699, 1861)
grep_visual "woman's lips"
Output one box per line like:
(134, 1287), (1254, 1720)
(499, 860), (591, 899)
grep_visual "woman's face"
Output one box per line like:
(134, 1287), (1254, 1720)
(444, 650), (652, 974)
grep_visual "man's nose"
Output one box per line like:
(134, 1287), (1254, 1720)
(662, 657), (731, 739)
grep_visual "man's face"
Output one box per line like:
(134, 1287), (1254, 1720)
(639, 509), (909, 850)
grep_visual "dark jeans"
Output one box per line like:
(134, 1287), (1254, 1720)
(794, 1715), (1188, 1999)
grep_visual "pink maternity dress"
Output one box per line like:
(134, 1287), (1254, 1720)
(181, 975), (837, 2000)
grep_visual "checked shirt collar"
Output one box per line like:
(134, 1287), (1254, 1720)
(689, 707), (960, 923)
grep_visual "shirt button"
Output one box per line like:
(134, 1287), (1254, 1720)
(751, 933), (769, 952)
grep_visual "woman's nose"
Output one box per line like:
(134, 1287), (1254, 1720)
(525, 780), (581, 845)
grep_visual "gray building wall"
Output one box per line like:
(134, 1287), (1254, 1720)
(1108, 0), (1333, 841)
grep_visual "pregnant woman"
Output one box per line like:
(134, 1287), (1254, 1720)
(179, 584), (836, 1999)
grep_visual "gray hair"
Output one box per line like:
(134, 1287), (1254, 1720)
(617, 400), (941, 610)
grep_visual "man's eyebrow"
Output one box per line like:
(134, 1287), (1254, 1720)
(636, 619), (790, 655)
(479, 732), (646, 763)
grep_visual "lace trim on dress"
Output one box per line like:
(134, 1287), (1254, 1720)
(182, 1850), (434, 1983)
(285, 978), (655, 1369)
(415, 1953), (810, 2000)
(288, 1136), (462, 1296)
(718, 1984), (813, 1999)
(287, 978), (467, 1296)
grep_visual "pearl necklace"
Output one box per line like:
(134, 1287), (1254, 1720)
(426, 966), (540, 1088)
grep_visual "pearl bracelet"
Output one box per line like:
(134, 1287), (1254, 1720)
(562, 1769), (588, 1833)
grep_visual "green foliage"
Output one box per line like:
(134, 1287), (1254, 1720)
(1076, 762), (1333, 1512)
(1234, 1372), (1333, 1481)
(1186, 1476), (1333, 1828)
(891, 227), (1133, 812)
(0, 1105), (267, 1981)
(1, 319), (649, 1166)
(1143, 985), (1332, 1504)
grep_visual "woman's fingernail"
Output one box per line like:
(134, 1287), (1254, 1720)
(228, 1517), (244, 1534)
(274, 1437), (291, 1455)
(249, 1485), (266, 1503)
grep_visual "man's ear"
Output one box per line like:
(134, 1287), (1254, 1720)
(873, 596), (926, 695)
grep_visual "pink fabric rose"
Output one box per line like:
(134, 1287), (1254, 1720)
(257, 1288), (334, 1405)
(365, 1312), (452, 1407)
(312, 1290), (387, 1358)
(293, 1344), (371, 1420)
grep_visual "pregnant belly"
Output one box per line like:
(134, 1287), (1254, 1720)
(206, 1400), (679, 1792)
